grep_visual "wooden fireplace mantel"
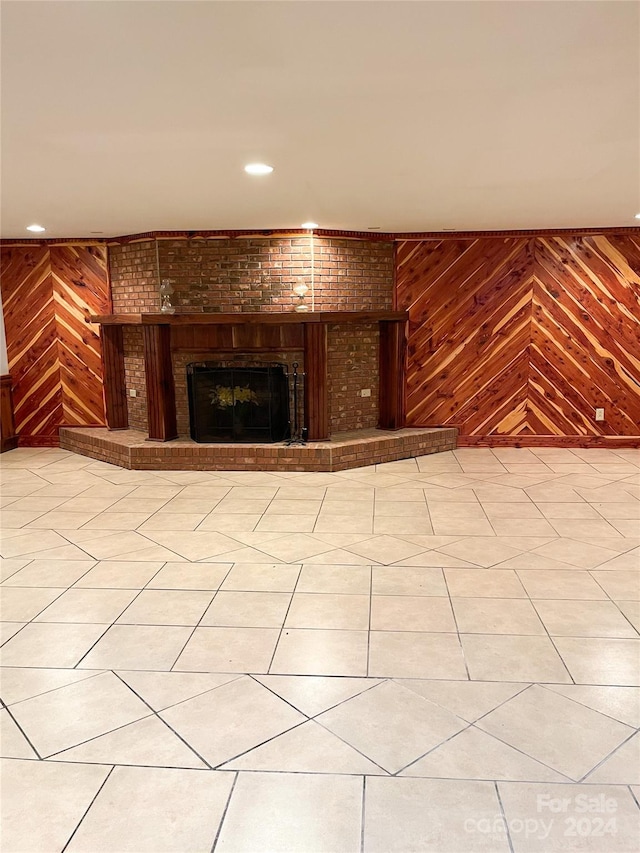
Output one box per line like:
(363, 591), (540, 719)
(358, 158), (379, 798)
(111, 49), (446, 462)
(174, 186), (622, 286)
(90, 311), (408, 442)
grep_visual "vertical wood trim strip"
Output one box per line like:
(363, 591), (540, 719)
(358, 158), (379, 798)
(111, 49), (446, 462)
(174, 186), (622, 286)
(379, 319), (407, 429)
(100, 325), (128, 429)
(143, 324), (178, 441)
(304, 322), (329, 440)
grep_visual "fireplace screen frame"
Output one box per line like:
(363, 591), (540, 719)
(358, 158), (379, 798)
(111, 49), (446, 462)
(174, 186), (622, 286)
(187, 362), (291, 444)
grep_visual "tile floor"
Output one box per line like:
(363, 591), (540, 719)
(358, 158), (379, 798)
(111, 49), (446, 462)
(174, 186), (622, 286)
(0, 445), (639, 852)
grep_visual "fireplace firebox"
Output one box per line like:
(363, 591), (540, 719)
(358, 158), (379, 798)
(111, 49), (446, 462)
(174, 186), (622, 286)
(187, 363), (290, 443)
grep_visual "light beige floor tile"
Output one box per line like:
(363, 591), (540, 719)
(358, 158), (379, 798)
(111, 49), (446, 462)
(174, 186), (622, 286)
(200, 591), (291, 627)
(271, 628), (368, 676)
(253, 674), (379, 716)
(346, 535), (430, 564)
(372, 566), (447, 596)
(1, 559), (96, 587)
(116, 670), (239, 711)
(116, 589), (213, 626)
(0, 558), (31, 582)
(432, 518), (496, 536)
(302, 547), (374, 565)
(537, 502), (602, 519)
(373, 517), (434, 534)
(274, 486), (328, 501)
(610, 519), (640, 536)
(0, 586), (65, 621)
(552, 636), (640, 685)
(364, 776), (509, 853)
(105, 497), (174, 513)
(296, 564), (371, 594)
(595, 547), (640, 571)
(0, 758), (110, 853)
(401, 725), (565, 781)
(477, 685), (633, 780)
(498, 781), (640, 852)
(481, 502), (544, 519)
(211, 498), (271, 514)
(375, 501), (430, 518)
(472, 485), (532, 503)
(73, 561), (164, 589)
(0, 622), (25, 642)
(66, 765), (234, 853)
(5, 496), (70, 512)
(138, 513), (207, 531)
(616, 600), (640, 631)
(453, 598), (546, 635)
(545, 684), (640, 728)
(319, 501), (373, 516)
(1, 510), (53, 528)
(160, 676), (304, 766)
(80, 512), (153, 530)
(445, 569), (527, 598)
(173, 626), (279, 673)
(591, 570), (640, 600)
(10, 671), (151, 757)
(0, 667), (103, 706)
(79, 625), (193, 670)
(0, 708), (38, 757)
(34, 588), (137, 623)
(517, 569), (608, 599)
(428, 503), (487, 519)
(371, 595), (455, 632)
(285, 593), (370, 630)
(317, 680), (465, 773)
(141, 530), (243, 561)
(146, 561), (232, 590)
(438, 538), (524, 568)
(530, 538), (619, 568)
(220, 563), (300, 592)
(224, 718), (385, 774)
(585, 732), (640, 783)
(368, 631), (467, 679)
(549, 518), (623, 540)
(313, 515), (375, 534)
(158, 498), (223, 513)
(256, 533), (336, 562)
(396, 679), (524, 722)
(56, 714), (207, 769)
(26, 510), (100, 529)
(256, 514), (317, 532)
(460, 634), (571, 682)
(594, 502), (640, 520)
(195, 513), (261, 532)
(215, 771), (362, 853)
(533, 599), (639, 638)
(264, 499), (323, 515)
(492, 518), (559, 537)
(0, 622), (108, 668)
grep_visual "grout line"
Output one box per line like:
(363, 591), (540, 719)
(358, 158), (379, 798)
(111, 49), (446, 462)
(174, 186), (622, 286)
(495, 781), (516, 853)
(210, 771), (239, 852)
(360, 775), (367, 853)
(60, 764), (116, 853)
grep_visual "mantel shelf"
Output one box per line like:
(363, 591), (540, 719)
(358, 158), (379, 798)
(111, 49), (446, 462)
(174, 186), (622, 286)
(90, 310), (408, 326)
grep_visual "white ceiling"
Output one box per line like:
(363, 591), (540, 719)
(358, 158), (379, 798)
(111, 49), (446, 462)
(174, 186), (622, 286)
(1, 1), (638, 238)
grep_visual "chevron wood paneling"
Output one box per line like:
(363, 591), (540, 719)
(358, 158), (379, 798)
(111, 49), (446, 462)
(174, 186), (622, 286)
(0, 245), (110, 443)
(1, 247), (62, 439)
(51, 246), (110, 427)
(396, 234), (640, 442)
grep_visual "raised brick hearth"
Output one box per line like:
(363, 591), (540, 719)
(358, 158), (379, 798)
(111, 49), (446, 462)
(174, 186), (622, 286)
(60, 426), (457, 472)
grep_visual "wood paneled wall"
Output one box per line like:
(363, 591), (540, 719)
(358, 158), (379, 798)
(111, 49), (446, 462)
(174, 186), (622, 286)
(396, 234), (640, 444)
(0, 245), (110, 444)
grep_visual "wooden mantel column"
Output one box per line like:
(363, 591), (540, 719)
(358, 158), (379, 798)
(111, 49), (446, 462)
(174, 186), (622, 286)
(143, 324), (178, 441)
(303, 322), (329, 441)
(100, 325), (128, 430)
(378, 319), (407, 430)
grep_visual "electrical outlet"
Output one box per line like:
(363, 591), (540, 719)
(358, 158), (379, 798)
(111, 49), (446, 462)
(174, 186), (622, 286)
(360, 388), (371, 398)
(595, 407), (605, 421)
(129, 389), (137, 398)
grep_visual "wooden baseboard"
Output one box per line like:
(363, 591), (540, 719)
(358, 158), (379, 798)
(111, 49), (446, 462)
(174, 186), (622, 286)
(17, 435), (61, 447)
(455, 435), (640, 448)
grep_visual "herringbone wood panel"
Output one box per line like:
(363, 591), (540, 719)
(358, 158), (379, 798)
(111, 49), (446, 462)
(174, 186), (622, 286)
(1, 245), (109, 441)
(396, 235), (640, 438)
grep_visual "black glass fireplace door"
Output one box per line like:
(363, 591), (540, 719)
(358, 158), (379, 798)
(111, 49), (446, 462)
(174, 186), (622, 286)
(187, 363), (290, 443)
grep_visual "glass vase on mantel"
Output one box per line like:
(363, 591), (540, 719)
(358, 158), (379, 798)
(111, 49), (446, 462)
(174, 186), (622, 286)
(159, 279), (176, 314)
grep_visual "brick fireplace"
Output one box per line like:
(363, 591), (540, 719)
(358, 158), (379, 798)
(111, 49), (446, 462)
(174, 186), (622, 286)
(59, 234), (457, 469)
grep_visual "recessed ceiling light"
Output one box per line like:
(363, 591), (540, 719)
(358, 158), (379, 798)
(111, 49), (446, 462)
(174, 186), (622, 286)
(244, 163), (273, 175)
(301, 221), (318, 229)
(26, 224), (45, 232)
(635, 213), (640, 220)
